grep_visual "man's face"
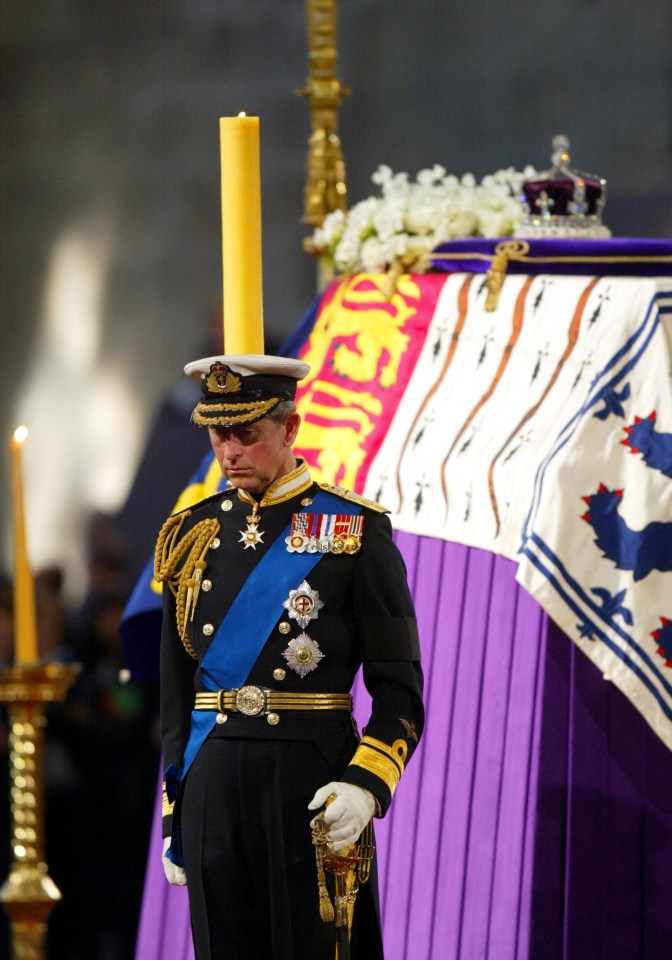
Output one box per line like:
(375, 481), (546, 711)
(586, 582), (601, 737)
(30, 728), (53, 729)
(208, 413), (301, 496)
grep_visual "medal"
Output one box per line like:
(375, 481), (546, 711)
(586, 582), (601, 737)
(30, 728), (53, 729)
(285, 512), (310, 552)
(285, 513), (364, 554)
(239, 503), (264, 550)
(282, 634), (325, 677)
(283, 580), (324, 629)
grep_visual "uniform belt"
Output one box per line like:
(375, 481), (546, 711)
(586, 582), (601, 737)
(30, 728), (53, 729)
(194, 686), (353, 718)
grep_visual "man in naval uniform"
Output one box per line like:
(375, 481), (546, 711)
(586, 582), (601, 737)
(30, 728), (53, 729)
(156, 354), (424, 960)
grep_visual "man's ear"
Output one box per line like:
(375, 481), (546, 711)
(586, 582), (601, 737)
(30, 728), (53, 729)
(284, 412), (301, 446)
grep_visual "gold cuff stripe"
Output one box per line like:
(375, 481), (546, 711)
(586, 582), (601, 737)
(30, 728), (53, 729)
(360, 735), (408, 770)
(162, 782), (175, 817)
(348, 736), (407, 796)
(349, 748), (400, 796)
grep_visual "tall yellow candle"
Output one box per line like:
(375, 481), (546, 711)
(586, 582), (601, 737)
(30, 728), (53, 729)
(220, 113), (265, 354)
(9, 426), (39, 664)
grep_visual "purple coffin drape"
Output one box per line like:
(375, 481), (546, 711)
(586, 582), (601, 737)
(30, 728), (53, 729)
(135, 533), (672, 960)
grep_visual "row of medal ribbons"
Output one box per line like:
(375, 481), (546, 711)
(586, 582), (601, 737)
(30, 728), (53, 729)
(285, 513), (364, 554)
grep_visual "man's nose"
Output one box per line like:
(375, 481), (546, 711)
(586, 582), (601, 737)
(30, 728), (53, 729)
(222, 438), (242, 461)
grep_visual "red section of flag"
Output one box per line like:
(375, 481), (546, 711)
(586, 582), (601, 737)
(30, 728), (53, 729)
(294, 272), (445, 493)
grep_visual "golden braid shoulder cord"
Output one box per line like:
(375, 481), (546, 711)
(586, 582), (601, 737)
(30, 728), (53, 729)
(154, 511), (221, 660)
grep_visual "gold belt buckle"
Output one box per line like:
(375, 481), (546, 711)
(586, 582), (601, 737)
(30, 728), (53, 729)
(235, 685), (267, 716)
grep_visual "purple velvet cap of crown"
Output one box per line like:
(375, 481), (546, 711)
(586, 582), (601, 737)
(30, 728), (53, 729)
(523, 175), (604, 216)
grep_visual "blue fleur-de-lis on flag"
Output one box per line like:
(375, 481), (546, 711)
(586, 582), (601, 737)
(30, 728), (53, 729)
(576, 587), (633, 640)
(593, 383), (631, 421)
(590, 587), (633, 625)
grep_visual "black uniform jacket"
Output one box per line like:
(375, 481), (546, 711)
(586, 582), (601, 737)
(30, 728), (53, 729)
(158, 468), (424, 837)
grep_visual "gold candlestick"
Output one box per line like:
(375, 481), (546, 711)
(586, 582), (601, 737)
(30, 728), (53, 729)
(0, 662), (81, 960)
(297, 0), (350, 230)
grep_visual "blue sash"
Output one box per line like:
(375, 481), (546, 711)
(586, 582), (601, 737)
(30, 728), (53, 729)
(179, 489), (362, 783)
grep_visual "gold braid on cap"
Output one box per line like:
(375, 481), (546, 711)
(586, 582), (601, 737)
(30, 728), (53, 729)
(154, 511), (221, 660)
(191, 396), (278, 425)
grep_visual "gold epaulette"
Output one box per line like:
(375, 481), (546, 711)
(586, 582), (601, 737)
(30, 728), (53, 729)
(319, 483), (389, 514)
(154, 509), (221, 660)
(348, 736), (408, 796)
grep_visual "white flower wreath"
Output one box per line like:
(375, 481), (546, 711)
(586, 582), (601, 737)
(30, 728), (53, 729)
(310, 163), (539, 275)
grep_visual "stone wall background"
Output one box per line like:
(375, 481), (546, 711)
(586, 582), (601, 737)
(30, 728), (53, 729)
(1, 0), (671, 592)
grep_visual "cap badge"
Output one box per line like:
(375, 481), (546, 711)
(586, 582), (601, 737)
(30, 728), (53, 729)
(283, 580), (323, 629)
(282, 634), (324, 678)
(206, 364), (242, 394)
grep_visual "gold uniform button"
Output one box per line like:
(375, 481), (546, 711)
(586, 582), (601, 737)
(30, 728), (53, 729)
(202, 580), (212, 592)
(301, 497), (313, 506)
(216, 713), (227, 724)
(221, 500), (233, 512)
(273, 668), (286, 681)
(267, 713), (280, 726)
(203, 623), (214, 636)
(278, 621), (291, 635)
(211, 538), (221, 549)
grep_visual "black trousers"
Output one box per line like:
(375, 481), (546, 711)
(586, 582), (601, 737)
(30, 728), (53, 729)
(180, 736), (384, 960)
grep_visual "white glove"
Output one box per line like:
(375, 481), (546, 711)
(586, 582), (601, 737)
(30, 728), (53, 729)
(162, 836), (187, 886)
(308, 782), (376, 853)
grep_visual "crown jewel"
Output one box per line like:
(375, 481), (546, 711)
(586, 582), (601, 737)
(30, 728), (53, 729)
(515, 135), (610, 239)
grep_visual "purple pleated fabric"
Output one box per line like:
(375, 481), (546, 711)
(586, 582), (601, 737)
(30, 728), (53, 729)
(360, 534), (548, 960)
(134, 774), (193, 959)
(135, 534), (672, 960)
(528, 624), (672, 960)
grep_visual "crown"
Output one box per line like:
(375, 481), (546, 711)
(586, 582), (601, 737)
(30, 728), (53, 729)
(515, 135), (610, 239)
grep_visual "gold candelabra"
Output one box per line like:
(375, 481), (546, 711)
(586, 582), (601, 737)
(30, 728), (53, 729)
(0, 662), (81, 960)
(298, 0), (350, 289)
